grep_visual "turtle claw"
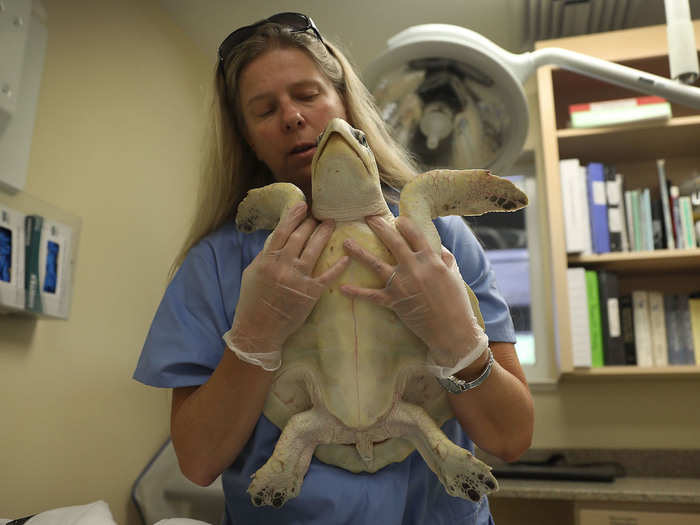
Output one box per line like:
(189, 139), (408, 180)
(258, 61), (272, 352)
(247, 465), (301, 508)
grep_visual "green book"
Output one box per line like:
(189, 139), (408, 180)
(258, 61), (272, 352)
(586, 270), (604, 367)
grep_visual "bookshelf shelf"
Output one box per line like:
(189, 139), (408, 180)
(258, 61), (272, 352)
(568, 249), (700, 274)
(557, 115), (700, 163)
(564, 365), (700, 378)
(536, 21), (700, 376)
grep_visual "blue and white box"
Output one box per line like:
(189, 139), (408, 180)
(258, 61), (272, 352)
(0, 205), (26, 312)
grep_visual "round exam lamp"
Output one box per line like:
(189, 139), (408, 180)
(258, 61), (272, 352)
(364, 19), (700, 174)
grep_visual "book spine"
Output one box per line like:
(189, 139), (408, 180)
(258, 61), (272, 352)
(648, 291), (668, 366)
(586, 270), (604, 367)
(670, 185), (683, 249)
(619, 294), (637, 365)
(616, 174), (630, 251)
(677, 295), (696, 365)
(651, 198), (665, 250)
(641, 188), (654, 251)
(632, 290), (654, 367)
(624, 191), (636, 251)
(560, 159), (583, 253)
(656, 159), (675, 249)
(578, 166), (593, 254)
(597, 271), (625, 365)
(631, 190), (643, 251)
(664, 294), (685, 365)
(679, 196), (697, 248)
(586, 163), (610, 254)
(605, 165), (622, 252)
(689, 297), (700, 366)
(570, 102), (671, 128)
(567, 267), (592, 368)
(24, 215), (43, 313)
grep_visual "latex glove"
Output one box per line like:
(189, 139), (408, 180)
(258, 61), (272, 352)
(340, 214), (488, 377)
(224, 203), (350, 370)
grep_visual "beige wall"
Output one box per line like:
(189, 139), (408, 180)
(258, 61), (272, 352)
(0, 1), (209, 522)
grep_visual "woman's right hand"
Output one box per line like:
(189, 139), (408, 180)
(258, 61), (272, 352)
(226, 202), (349, 357)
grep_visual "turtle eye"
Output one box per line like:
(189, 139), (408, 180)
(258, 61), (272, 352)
(353, 129), (368, 148)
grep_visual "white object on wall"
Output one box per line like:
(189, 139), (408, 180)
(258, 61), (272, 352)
(0, 0), (47, 194)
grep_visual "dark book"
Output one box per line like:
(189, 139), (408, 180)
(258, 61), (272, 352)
(619, 294), (637, 365)
(604, 165), (622, 252)
(598, 271), (625, 365)
(651, 198), (666, 250)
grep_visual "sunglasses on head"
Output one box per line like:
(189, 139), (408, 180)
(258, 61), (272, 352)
(217, 12), (324, 75)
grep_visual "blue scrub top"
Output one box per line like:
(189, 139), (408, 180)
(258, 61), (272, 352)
(134, 214), (514, 525)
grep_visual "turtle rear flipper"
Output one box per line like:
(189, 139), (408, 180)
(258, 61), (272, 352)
(398, 169), (528, 253)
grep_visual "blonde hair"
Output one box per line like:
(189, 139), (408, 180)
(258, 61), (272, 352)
(169, 23), (418, 279)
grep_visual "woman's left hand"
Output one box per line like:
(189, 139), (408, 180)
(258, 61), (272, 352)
(340, 214), (487, 370)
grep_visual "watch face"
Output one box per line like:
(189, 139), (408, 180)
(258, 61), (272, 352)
(437, 376), (464, 394)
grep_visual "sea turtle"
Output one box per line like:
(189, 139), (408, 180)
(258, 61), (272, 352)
(235, 117), (528, 508)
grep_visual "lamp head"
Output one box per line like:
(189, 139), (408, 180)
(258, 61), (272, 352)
(364, 24), (529, 175)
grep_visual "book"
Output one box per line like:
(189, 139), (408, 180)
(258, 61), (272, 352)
(578, 165), (593, 254)
(559, 159), (584, 253)
(670, 185), (683, 249)
(664, 294), (691, 365)
(656, 159), (675, 249)
(631, 290), (654, 367)
(24, 214), (43, 313)
(648, 291), (668, 366)
(640, 188), (654, 251)
(650, 198), (665, 250)
(689, 297), (700, 365)
(586, 163), (610, 254)
(569, 96), (672, 128)
(567, 267), (592, 368)
(597, 271), (625, 365)
(619, 294), (637, 365)
(677, 295), (696, 365)
(605, 165), (623, 252)
(624, 190), (637, 251)
(629, 190), (643, 251)
(679, 196), (697, 248)
(586, 270), (604, 367)
(616, 173), (630, 252)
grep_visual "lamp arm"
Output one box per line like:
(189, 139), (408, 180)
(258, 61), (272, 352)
(528, 47), (700, 110)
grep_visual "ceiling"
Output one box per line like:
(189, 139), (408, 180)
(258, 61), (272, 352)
(157, 0), (700, 72)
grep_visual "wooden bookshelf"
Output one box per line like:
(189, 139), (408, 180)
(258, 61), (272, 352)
(568, 249), (700, 273)
(535, 21), (700, 377)
(564, 365), (700, 378)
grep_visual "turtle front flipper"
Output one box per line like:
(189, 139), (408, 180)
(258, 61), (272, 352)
(398, 169), (528, 253)
(236, 182), (307, 233)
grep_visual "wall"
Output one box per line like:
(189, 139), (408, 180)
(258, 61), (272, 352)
(0, 1), (209, 523)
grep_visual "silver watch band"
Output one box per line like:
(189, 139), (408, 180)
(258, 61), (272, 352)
(436, 348), (495, 394)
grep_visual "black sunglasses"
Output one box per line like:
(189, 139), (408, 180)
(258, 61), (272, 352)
(217, 12), (324, 75)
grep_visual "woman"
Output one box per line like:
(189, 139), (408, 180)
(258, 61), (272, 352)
(134, 12), (533, 525)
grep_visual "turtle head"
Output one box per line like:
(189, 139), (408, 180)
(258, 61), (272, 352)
(311, 118), (389, 221)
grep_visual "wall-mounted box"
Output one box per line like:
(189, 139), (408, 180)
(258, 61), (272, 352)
(25, 215), (74, 319)
(0, 0), (48, 193)
(0, 204), (25, 311)
(0, 191), (80, 320)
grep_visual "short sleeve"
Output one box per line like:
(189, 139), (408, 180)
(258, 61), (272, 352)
(435, 216), (516, 343)
(132, 224), (269, 388)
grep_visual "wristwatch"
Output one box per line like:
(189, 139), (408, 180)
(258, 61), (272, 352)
(436, 348), (494, 394)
